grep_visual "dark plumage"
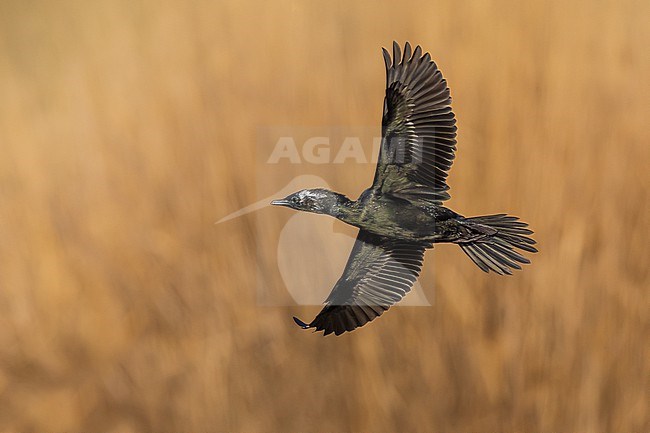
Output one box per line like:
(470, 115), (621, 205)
(272, 42), (537, 336)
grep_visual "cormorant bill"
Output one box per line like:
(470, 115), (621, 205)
(272, 42), (537, 336)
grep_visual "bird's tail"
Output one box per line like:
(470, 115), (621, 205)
(458, 214), (537, 275)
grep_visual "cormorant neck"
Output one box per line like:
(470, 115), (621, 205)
(329, 194), (357, 222)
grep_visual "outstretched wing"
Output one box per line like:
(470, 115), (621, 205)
(293, 230), (426, 336)
(372, 41), (457, 204)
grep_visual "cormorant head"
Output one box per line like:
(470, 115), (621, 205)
(271, 188), (350, 215)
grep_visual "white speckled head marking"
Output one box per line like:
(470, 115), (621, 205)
(297, 189), (328, 201)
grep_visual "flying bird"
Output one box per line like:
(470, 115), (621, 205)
(272, 42), (537, 336)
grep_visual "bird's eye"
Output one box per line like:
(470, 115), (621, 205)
(291, 196), (300, 204)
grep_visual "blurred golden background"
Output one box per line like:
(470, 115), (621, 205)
(0, 0), (648, 431)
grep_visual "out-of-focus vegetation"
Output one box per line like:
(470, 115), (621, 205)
(0, 0), (647, 431)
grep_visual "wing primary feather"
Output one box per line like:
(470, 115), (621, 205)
(392, 41), (401, 67)
(403, 41), (412, 64)
(413, 45), (422, 59)
(382, 47), (391, 74)
(293, 316), (311, 329)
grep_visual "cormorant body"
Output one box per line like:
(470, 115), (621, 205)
(272, 42), (537, 336)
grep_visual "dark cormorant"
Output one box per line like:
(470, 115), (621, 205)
(272, 42), (537, 336)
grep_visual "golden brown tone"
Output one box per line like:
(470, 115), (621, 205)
(0, 0), (647, 431)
